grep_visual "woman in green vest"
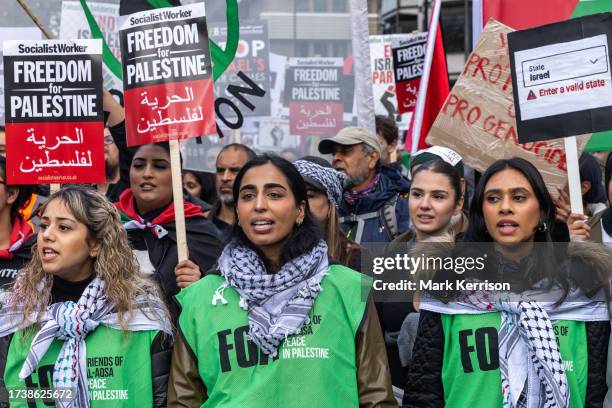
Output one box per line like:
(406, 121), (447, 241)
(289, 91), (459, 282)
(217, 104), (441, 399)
(403, 157), (611, 407)
(169, 154), (397, 407)
(0, 186), (172, 407)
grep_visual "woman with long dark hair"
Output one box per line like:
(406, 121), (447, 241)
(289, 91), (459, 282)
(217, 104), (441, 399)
(0, 186), (172, 407)
(114, 142), (222, 318)
(403, 157), (610, 407)
(168, 154), (396, 407)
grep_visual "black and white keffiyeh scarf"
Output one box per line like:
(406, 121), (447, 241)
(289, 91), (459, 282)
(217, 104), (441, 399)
(215, 239), (329, 356)
(0, 275), (172, 408)
(420, 286), (609, 408)
(294, 160), (345, 207)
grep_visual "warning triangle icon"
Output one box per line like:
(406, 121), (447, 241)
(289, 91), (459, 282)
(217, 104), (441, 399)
(527, 90), (537, 100)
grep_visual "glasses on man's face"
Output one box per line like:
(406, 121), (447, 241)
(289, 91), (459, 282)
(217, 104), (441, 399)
(104, 135), (114, 145)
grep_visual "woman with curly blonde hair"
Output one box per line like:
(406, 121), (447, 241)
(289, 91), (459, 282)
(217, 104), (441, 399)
(0, 186), (172, 408)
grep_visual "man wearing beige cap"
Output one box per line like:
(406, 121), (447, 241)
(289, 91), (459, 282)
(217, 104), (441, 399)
(319, 127), (410, 246)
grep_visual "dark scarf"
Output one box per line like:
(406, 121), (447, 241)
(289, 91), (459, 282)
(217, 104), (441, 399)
(343, 173), (380, 206)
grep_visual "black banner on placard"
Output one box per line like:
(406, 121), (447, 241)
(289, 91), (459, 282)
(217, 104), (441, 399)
(4, 54), (103, 123)
(119, 3), (216, 146)
(508, 13), (612, 143)
(120, 14), (212, 89)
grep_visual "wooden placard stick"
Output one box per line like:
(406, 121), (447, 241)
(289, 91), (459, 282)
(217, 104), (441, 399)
(170, 139), (188, 262)
(563, 136), (584, 215)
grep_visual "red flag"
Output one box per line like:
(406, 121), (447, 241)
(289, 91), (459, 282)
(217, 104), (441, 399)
(407, 24), (450, 151)
(482, 0), (578, 30)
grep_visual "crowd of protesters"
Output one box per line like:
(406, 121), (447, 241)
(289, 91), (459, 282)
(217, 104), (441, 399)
(0, 98), (611, 408)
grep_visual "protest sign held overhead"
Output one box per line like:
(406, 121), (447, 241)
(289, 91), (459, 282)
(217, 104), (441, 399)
(287, 58), (344, 137)
(392, 32), (427, 114)
(0, 27), (41, 126)
(3, 39), (104, 185)
(119, 3), (216, 146)
(508, 13), (612, 143)
(426, 20), (589, 195)
(60, 1), (123, 105)
(210, 22), (271, 118)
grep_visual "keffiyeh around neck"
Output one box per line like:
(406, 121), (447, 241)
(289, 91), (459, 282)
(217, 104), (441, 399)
(421, 286), (609, 408)
(215, 239), (329, 356)
(114, 188), (204, 238)
(0, 275), (172, 408)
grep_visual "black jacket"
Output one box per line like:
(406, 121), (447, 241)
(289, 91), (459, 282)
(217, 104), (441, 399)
(126, 216), (223, 319)
(403, 242), (611, 407)
(403, 311), (609, 407)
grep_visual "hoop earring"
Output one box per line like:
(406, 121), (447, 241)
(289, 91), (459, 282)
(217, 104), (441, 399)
(537, 221), (548, 232)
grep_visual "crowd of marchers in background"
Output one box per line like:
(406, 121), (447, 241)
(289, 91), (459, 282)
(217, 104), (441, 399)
(0, 94), (611, 408)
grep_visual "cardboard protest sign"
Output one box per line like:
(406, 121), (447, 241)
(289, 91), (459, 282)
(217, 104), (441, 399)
(370, 34), (411, 119)
(119, 3), (216, 146)
(0, 28), (41, 126)
(508, 13), (612, 143)
(210, 22), (271, 117)
(286, 58), (344, 137)
(60, 1), (123, 104)
(426, 20), (589, 194)
(392, 32), (428, 115)
(3, 39), (104, 185)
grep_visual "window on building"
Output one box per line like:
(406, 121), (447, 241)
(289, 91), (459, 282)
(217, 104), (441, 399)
(313, 0), (328, 12)
(331, 0), (347, 12)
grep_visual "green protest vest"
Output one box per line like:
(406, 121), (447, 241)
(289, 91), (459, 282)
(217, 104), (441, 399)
(440, 312), (587, 408)
(176, 264), (371, 408)
(4, 325), (159, 407)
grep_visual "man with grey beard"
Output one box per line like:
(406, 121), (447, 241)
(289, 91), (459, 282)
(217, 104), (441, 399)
(208, 143), (256, 232)
(319, 127), (410, 246)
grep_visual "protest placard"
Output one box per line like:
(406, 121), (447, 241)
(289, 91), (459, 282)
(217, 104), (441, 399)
(0, 28), (41, 126)
(269, 52), (288, 118)
(370, 34), (411, 119)
(3, 39), (104, 185)
(60, 1), (123, 104)
(425, 20), (589, 195)
(287, 58), (345, 137)
(210, 22), (271, 118)
(392, 32), (428, 115)
(119, 3), (216, 147)
(508, 13), (612, 143)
